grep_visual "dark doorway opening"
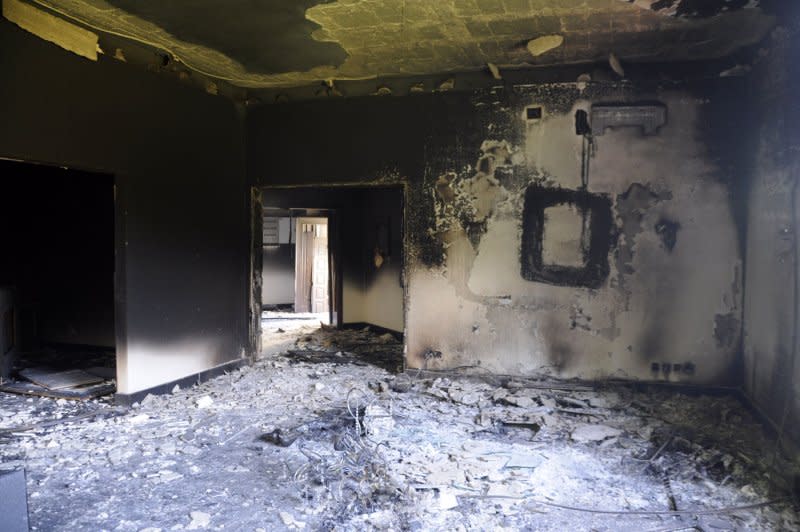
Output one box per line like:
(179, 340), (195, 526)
(258, 186), (405, 341)
(0, 159), (116, 398)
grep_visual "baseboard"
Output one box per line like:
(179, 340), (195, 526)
(115, 358), (248, 406)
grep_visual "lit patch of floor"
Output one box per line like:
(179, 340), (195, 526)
(0, 327), (797, 530)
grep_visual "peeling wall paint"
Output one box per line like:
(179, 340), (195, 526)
(249, 79), (748, 386)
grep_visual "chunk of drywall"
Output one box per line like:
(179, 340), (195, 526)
(2, 0), (98, 61)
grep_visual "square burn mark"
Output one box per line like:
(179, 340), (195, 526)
(521, 185), (613, 289)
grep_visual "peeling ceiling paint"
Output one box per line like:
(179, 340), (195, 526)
(24, 0), (774, 88)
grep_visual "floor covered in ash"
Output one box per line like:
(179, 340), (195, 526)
(0, 323), (798, 531)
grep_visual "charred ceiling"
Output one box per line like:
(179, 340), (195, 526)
(6, 0), (776, 97)
(104, 0), (349, 74)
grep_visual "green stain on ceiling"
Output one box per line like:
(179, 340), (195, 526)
(104, 0), (348, 74)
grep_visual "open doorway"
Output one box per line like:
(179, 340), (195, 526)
(0, 159), (116, 399)
(257, 186), (405, 367)
(261, 209), (333, 331)
(294, 217), (330, 317)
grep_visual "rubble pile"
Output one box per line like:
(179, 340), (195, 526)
(0, 325), (796, 530)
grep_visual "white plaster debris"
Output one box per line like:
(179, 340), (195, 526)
(0, 324), (797, 530)
(195, 395), (214, 409)
(279, 511), (306, 529)
(186, 511), (210, 530)
(570, 423), (623, 443)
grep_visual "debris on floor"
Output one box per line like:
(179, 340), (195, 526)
(0, 326), (797, 530)
(285, 325), (403, 373)
(0, 366), (115, 400)
(0, 347), (116, 400)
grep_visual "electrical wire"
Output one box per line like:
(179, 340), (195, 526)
(28, 0), (254, 83)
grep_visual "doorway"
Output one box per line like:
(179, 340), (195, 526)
(294, 217), (330, 317)
(257, 186), (405, 345)
(261, 209), (333, 332)
(0, 159), (117, 399)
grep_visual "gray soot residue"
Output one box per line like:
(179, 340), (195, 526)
(714, 313), (741, 349)
(655, 218), (681, 252)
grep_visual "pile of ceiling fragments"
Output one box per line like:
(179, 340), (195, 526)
(0, 325), (796, 530)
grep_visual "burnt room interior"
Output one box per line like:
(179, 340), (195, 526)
(1, 0), (800, 530)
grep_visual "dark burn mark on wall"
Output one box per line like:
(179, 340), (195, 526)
(714, 312), (741, 349)
(569, 306), (592, 331)
(464, 221), (488, 250)
(655, 218), (681, 251)
(694, 79), (757, 261)
(521, 185), (613, 289)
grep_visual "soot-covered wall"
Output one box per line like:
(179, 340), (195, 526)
(249, 79), (747, 384)
(0, 161), (114, 348)
(743, 21), (800, 450)
(0, 20), (249, 395)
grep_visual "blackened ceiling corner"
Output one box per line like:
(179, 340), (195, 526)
(16, 0), (776, 89)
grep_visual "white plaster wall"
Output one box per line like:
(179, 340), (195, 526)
(361, 262), (404, 332)
(407, 89), (742, 384)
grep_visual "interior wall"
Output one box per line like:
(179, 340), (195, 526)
(0, 20), (249, 395)
(742, 20), (800, 449)
(262, 246), (294, 306)
(0, 161), (114, 348)
(249, 79), (749, 384)
(359, 188), (404, 332)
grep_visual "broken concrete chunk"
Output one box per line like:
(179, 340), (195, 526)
(195, 396), (213, 409)
(279, 511), (306, 529)
(438, 489), (459, 510)
(503, 394), (535, 408)
(491, 388), (508, 401)
(186, 511), (211, 530)
(570, 423), (622, 443)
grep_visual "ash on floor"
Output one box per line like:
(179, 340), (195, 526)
(0, 325), (797, 531)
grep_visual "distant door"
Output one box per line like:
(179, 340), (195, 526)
(311, 223), (329, 313)
(294, 222), (314, 313)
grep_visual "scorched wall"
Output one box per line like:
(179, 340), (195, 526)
(0, 19), (250, 397)
(248, 78), (748, 385)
